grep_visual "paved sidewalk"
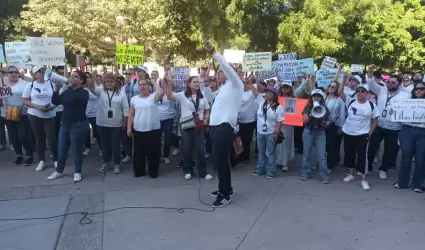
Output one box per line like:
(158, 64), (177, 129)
(0, 147), (424, 250)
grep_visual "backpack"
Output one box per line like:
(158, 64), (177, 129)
(29, 80), (54, 101)
(348, 99), (374, 111)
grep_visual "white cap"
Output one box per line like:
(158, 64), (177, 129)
(311, 89), (326, 99)
(281, 81), (292, 87)
(356, 84), (369, 92)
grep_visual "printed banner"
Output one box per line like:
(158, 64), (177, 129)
(278, 53), (297, 81)
(171, 67), (190, 91)
(258, 61), (280, 81)
(0, 45), (4, 63)
(4, 42), (31, 68)
(26, 37), (66, 65)
(223, 49), (245, 64)
(278, 97), (308, 126)
(242, 52), (272, 72)
(350, 64), (365, 73)
(316, 68), (344, 88)
(390, 99), (425, 123)
(320, 56), (337, 69)
(296, 58), (315, 76)
(116, 44), (145, 66)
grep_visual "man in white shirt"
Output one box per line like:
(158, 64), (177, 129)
(204, 38), (243, 208)
(366, 65), (409, 179)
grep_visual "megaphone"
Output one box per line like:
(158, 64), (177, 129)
(44, 68), (68, 83)
(311, 100), (326, 118)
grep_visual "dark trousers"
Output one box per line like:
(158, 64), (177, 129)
(0, 116), (7, 146)
(238, 122), (256, 162)
(55, 111), (62, 142)
(5, 116), (33, 157)
(325, 124), (342, 170)
(57, 120), (89, 174)
(160, 118), (174, 158)
(210, 123), (234, 197)
(28, 115), (57, 162)
(294, 126), (304, 153)
(367, 126), (399, 172)
(133, 129), (161, 178)
(97, 126), (121, 165)
(343, 133), (369, 174)
(121, 129), (132, 158)
(85, 117), (101, 150)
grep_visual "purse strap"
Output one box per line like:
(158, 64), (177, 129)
(188, 94), (200, 116)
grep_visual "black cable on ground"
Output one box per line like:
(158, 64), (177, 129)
(0, 177), (215, 225)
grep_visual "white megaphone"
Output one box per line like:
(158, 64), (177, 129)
(44, 68), (68, 83)
(311, 100), (326, 118)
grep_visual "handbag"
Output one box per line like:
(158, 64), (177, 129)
(180, 115), (196, 130)
(5, 106), (21, 121)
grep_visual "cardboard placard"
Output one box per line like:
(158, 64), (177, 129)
(223, 49), (245, 64)
(4, 42), (32, 68)
(278, 97), (308, 126)
(27, 37), (66, 65)
(242, 52), (272, 72)
(116, 44), (145, 66)
(390, 99), (425, 123)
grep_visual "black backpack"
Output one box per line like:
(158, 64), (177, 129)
(348, 99), (375, 111)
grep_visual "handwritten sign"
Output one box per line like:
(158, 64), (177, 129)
(350, 64), (365, 73)
(242, 52), (272, 72)
(116, 44), (145, 66)
(0, 45), (4, 63)
(172, 67), (190, 91)
(320, 56), (337, 69)
(296, 58), (315, 75)
(5, 42), (31, 68)
(278, 53), (297, 61)
(391, 99), (425, 123)
(277, 53), (297, 81)
(27, 37), (66, 65)
(258, 61), (279, 81)
(316, 68), (339, 88)
(223, 49), (245, 64)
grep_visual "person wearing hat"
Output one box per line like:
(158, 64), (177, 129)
(254, 86), (284, 179)
(338, 73), (362, 103)
(301, 87), (331, 183)
(342, 84), (379, 191)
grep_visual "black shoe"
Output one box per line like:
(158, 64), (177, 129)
(13, 157), (24, 166)
(24, 157), (34, 166)
(212, 194), (232, 208)
(210, 190), (234, 198)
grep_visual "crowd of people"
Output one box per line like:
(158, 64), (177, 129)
(0, 39), (424, 208)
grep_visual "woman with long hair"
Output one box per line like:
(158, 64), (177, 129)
(165, 75), (213, 180)
(83, 73), (101, 156)
(394, 82), (425, 192)
(47, 70), (89, 182)
(276, 81), (295, 172)
(253, 87), (284, 179)
(301, 80), (331, 183)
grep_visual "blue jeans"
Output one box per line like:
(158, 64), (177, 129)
(398, 125), (425, 189)
(302, 128), (329, 180)
(5, 116), (33, 157)
(256, 133), (277, 177)
(57, 120), (89, 174)
(181, 127), (207, 177)
(160, 118), (174, 158)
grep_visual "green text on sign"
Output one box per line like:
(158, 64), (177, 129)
(116, 44), (145, 65)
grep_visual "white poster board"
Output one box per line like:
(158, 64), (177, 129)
(0, 45), (4, 63)
(390, 99), (425, 123)
(4, 42), (32, 68)
(171, 67), (190, 91)
(320, 56), (337, 69)
(350, 64), (365, 73)
(242, 52), (272, 72)
(278, 53), (297, 81)
(223, 49), (245, 64)
(26, 37), (66, 65)
(296, 58), (315, 76)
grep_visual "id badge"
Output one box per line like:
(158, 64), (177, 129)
(381, 110), (387, 118)
(108, 110), (113, 118)
(262, 124), (267, 132)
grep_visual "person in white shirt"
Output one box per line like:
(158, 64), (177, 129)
(52, 66), (68, 143)
(1, 66), (34, 166)
(366, 65), (410, 179)
(394, 82), (425, 192)
(22, 66), (58, 172)
(127, 78), (163, 178)
(342, 84), (379, 191)
(203, 38), (243, 208)
(83, 74), (101, 156)
(89, 74), (129, 174)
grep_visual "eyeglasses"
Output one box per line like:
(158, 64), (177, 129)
(414, 87), (425, 91)
(356, 89), (367, 93)
(388, 81), (398, 85)
(328, 85), (336, 89)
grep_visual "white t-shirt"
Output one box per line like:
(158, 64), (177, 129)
(256, 104), (284, 135)
(22, 81), (56, 118)
(85, 88), (98, 118)
(175, 91), (210, 121)
(158, 95), (176, 121)
(93, 86), (129, 127)
(0, 78), (28, 117)
(238, 90), (258, 123)
(130, 94), (160, 132)
(342, 97), (379, 136)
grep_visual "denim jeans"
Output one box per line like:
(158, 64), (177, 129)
(97, 126), (122, 165)
(160, 118), (174, 158)
(57, 120), (89, 174)
(256, 133), (277, 177)
(302, 128), (329, 180)
(397, 125), (425, 189)
(181, 127), (207, 177)
(5, 116), (33, 157)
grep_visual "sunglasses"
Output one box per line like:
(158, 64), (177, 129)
(414, 87), (425, 91)
(328, 85), (336, 89)
(312, 94), (321, 98)
(356, 89), (367, 93)
(8, 71), (19, 74)
(388, 81), (398, 84)
(282, 85), (291, 89)
(124, 73), (132, 75)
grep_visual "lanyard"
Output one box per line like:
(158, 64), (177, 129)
(385, 90), (400, 108)
(106, 90), (115, 110)
(188, 95), (200, 115)
(262, 102), (272, 122)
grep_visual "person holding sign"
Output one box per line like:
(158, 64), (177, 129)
(394, 81), (425, 193)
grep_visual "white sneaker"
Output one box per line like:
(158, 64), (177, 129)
(90, 138), (97, 145)
(36, 161), (45, 172)
(361, 180), (371, 191)
(9, 146), (14, 151)
(281, 165), (289, 172)
(373, 157), (378, 163)
(54, 161), (58, 169)
(121, 156), (131, 164)
(379, 170), (387, 180)
(172, 148), (179, 156)
(343, 174), (355, 183)
(205, 154), (210, 159)
(99, 163), (109, 173)
(83, 148), (90, 156)
(114, 165), (121, 174)
(184, 174), (192, 180)
(47, 171), (63, 180)
(163, 157), (171, 164)
(204, 174), (214, 180)
(73, 173), (82, 182)
(99, 151), (102, 156)
(357, 171), (363, 176)
(49, 154), (53, 159)
(412, 157), (415, 162)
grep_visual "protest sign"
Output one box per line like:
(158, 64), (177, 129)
(296, 58), (315, 76)
(320, 56), (337, 69)
(258, 61), (279, 81)
(171, 67), (190, 91)
(278, 97), (308, 126)
(26, 37), (66, 65)
(0, 45), (5, 63)
(351, 64), (365, 73)
(278, 53), (297, 61)
(242, 52), (272, 72)
(278, 53), (297, 81)
(5, 42), (31, 68)
(116, 44), (145, 66)
(390, 99), (425, 123)
(316, 68), (342, 88)
(223, 49), (245, 64)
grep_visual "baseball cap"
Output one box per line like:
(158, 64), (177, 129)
(135, 66), (148, 72)
(348, 75), (362, 84)
(356, 84), (369, 92)
(311, 89), (326, 99)
(265, 87), (278, 96)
